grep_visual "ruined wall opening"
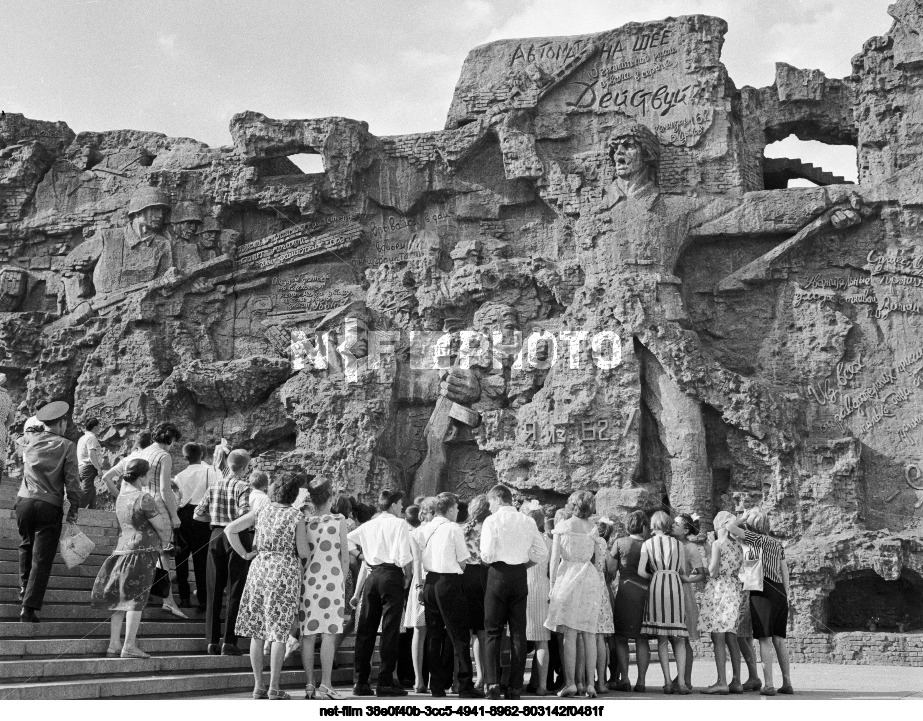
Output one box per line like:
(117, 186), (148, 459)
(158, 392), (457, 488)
(763, 137), (857, 189)
(287, 153), (324, 174)
(827, 569), (923, 632)
(256, 152), (324, 176)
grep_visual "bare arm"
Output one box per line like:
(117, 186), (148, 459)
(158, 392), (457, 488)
(350, 561), (370, 608)
(296, 519), (310, 560)
(637, 545), (651, 580)
(225, 510), (258, 560)
(780, 557), (790, 597)
(339, 518), (349, 576)
(158, 455), (179, 527)
(707, 540), (721, 577)
(548, 534), (561, 590)
(101, 463), (122, 498)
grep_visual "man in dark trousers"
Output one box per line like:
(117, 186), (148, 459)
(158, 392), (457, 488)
(16, 401), (80, 622)
(172, 442), (217, 610)
(417, 492), (483, 698)
(347, 489), (413, 697)
(193, 448), (251, 655)
(479, 484), (548, 700)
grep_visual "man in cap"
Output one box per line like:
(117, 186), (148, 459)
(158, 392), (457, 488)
(16, 400), (80, 622)
(64, 186), (175, 297)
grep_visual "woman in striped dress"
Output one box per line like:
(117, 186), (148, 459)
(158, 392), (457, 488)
(638, 511), (690, 695)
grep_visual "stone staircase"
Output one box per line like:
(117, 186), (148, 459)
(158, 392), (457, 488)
(0, 481), (365, 700)
(763, 156), (853, 189)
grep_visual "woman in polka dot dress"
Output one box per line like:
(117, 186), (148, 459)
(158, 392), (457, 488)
(298, 478), (350, 700)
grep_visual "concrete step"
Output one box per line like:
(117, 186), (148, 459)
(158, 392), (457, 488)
(0, 603), (207, 622)
(0, 619), (203, 638)
(0, 573), (94, 591)
(0, 507), (119, 529)
(0, 533), (118, 553)
(0, 560), (105, 577)
(0, 518), (121, 540)
(0, 668), (316, 700)
(0, 548), (111, 565)
(0, 636), (207, 657)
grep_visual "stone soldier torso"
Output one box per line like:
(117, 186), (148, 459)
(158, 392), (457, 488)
(93, 226), (175, 294)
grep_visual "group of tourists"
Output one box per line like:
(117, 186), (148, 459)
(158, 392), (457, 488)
(12, 399), (794, 701)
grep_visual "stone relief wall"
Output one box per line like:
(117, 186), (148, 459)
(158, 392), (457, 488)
(1, 6), (922, 649)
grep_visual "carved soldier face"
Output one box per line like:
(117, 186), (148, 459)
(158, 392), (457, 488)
(132, 206), (168, 236)
(611, 137), (646, 181)
(174, 220), (200, 241)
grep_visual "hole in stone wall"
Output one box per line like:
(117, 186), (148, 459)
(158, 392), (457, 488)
(827, 569), (923, 632)
(763, 137), (857, 189)
(287, 153), (324, 174)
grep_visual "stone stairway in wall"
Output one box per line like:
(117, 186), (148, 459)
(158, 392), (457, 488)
(0, 481), (366, 700)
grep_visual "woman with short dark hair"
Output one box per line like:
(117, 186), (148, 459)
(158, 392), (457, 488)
(91, 458), (170, 659)
(463, 494), (491, 691)
(297, 477), (350, 700)
(609, 510), (651, 692)
(226, 471), (309, 699)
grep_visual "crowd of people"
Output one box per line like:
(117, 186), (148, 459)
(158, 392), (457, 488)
(13, 399), (795, 701)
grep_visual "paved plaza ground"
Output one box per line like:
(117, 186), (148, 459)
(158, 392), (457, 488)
(169, 662), (922, 701)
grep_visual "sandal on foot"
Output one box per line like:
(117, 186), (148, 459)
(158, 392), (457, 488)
(161, 603), (188, 619)
(701, 684), (729, 695)
(317, 685), (344, 700)
(269, 689), (292, 700)
(304, 684), (316, 699)
(253, 687), (268, 699)
(120, 647), (150, 659)
(557, 684), (577, 698)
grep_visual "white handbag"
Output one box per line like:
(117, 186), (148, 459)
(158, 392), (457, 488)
(59, 522), (96, 568)
(739, 556), (764, 592)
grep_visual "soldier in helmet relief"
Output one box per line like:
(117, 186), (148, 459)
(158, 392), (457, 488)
(65, 187), (176, 297)
(170, 201), (204, 269)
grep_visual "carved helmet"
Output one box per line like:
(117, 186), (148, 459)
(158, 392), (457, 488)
(607, 121), (661, 168)
(171, 201), (203, 224)
(127, 187), (171, 216)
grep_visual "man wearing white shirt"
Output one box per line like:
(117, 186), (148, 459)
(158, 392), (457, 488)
(417, 492), (482, 698)
(347, 489), (413, 697)
(172, 443), (218, 610)
(479, 484), (548, 700)
(76, 417), (103, 509)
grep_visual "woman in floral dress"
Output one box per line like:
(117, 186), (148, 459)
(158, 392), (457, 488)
(591, 521), (615, 695)
(698, 510), (744, 695)
(298, 478), (350, 700)
(227, 472), (308, 700)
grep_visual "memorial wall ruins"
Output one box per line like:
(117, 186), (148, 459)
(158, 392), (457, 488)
(1, 3), (922, 658)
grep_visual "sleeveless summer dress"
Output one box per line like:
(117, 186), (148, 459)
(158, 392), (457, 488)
(640, 533), (688, 637)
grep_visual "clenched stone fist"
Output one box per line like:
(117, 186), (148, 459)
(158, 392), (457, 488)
(440, 366), (481, 405)
(830, 207), (861, 229)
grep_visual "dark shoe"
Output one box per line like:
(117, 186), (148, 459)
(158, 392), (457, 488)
(414, 685), (428, 694)
(779, 684), (794, 695)
(376, 685), (408, 697)
(353, 683), (374, 697)
(504, 688), (521, 700)
(206, 643), (220, 655)
(459, 688), (485, 699)
(728, 681), (744, 694)
(760, 686), (777, 696)
(633, 683), (645, 693)
(431, 689), (446, 698)
(742, 678), (762, 692)
(487, 685), (503, 700)
(221, 643), (242, 656)
(19, 608), (39, 623)
(616, 681), (632, 692)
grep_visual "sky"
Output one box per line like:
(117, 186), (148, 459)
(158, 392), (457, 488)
(0, 0), (897, 181)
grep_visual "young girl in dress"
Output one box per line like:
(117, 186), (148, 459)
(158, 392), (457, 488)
(638, 511), (691, 695)
(672, 513), (707, 691)
(698, 510), (744, 694)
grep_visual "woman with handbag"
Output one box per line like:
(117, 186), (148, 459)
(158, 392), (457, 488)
(698, 511), (744, 694)
(728, 508), (794, 696)
(91, 459), (172, 659)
